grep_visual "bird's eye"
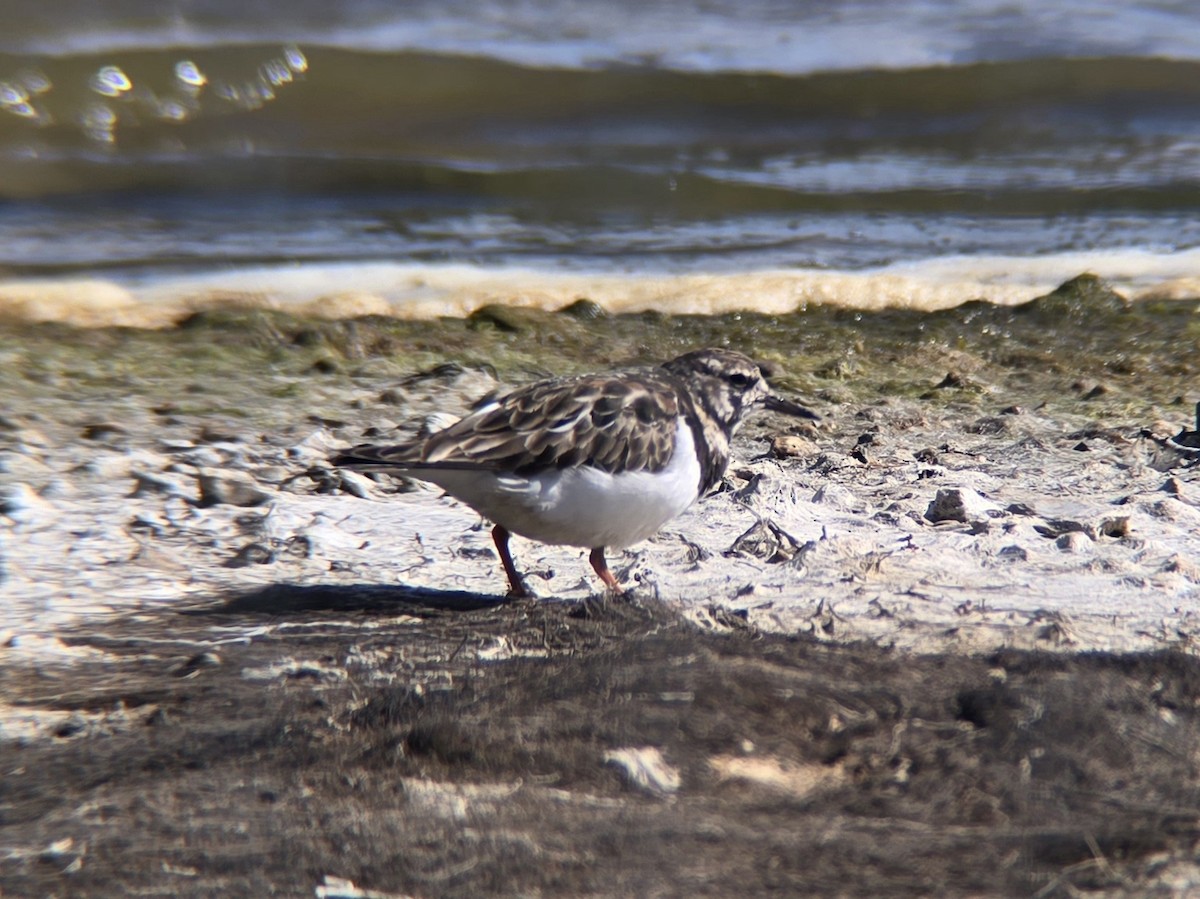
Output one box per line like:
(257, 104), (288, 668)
(727, 372), (753, 389)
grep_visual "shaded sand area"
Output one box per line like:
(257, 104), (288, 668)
(3, 274), (1200, 894)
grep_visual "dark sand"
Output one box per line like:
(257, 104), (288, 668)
(4, 596), (1200, 896)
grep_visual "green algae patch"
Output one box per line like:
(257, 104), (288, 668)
(1012, 273), (1131, 323)
(1, 275), (1197, 440)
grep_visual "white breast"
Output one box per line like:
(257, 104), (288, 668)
(420, 417), (703, 549)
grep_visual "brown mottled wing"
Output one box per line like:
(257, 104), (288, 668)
(336, 373), (680, 475)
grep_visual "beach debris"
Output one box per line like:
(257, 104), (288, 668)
(197, 422), (243, 444)
(1033, 519), (1087, 538)
(709, 754), (845, 799)
(1142, 402), (1200, 469)
(1167, 402), (1200, 454)
(604, 746), (681, 796)
(1066, 381), (1110, 401)
(727, 519), (804, 563)
(1028, 609), (1077, 645)
(38, 836), (86, 873)
(316, 874), (415, 899)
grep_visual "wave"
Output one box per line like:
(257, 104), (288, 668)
(3, 0), (1200, 74)
(2, 42), (1197, 294)
(1, 48), (1198, 205)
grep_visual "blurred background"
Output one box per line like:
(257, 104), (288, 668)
(0, 0), (1198, 303)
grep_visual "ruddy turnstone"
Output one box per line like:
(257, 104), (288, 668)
(331, 348), (817, 597)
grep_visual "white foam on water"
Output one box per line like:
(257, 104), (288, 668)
(2, 248), (1198, 329)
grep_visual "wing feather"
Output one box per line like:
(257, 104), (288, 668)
(335, 371), (682, 476)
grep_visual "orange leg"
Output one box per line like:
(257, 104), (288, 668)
(589, 547), (623, 592)
(492, 525), (532, 598)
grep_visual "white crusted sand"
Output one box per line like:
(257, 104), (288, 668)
(3, 369), (1197, 661)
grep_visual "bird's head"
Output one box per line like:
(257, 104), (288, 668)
(661, 348), (818, 432)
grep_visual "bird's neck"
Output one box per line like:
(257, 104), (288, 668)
(673, 381), (737, 496)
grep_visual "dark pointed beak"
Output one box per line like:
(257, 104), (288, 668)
(764, 394), (820, 421)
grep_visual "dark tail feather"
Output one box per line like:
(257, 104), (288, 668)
(329, 443), (415, 470)
(329, 444), (492, 472)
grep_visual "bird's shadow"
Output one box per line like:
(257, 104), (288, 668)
(181, 581), (509, 619)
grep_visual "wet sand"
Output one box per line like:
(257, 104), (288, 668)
(3, 275), (1200, 894)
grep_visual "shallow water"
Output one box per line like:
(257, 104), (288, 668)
(0, 1), (1198, 322)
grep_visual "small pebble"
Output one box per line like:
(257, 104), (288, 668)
(1161, 555), (1200, 580)
(337, 469), (376, 499)
(936, 372), (968, 389)
(129, 469), (186, 498)
(81, 421), (127, 440)
(997, 545), (1029, 562)
(196, 469), (272, 507)
(174, 651), (221, 677)
(925, 487), (998, 524)
(225, 543), (276, 568)
(198, 423), (243, 443)
(310, 358), (341, 374)
(1098, 516), (1131, 539)
(1055, 532), (1092, 553)
(54, 714), (87, 739)
(770, 434), (817, 459)
(0, 483), (56, 524)
(558, 297), (606, 320)
(37, 478), (70, 499)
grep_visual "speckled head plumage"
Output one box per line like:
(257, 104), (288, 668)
(662, 346), (772, 422)
(660, 347), (816, 494)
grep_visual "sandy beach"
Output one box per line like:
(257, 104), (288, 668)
(3, 274), (1200, 894)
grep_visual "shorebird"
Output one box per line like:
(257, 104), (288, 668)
(331, 348), (817, 597)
